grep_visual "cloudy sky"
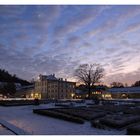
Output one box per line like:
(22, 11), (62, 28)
(0, 5), (140, 85)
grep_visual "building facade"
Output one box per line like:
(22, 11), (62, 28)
(107, 87), (140, 99)
(34, 74), (76, 99)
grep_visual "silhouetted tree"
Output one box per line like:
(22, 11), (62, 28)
(124, 83), (128, 87)
(0, 68), (31, 85)
(75, 64), (104, 98)
(0, 83), (16, 96)
(4, 82), (16, 96)
(110, 82), (124, 88)
(132, 80), (140, 87)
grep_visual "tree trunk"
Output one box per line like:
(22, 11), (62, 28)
(88, 84), (91, 99)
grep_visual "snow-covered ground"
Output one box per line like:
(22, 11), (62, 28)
(0, 103), (126, 135)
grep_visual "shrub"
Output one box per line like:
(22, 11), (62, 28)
(124, 108), (140, 115)
(100, 115), (140, 129)
(127, 124), (140, 135)
(53, 108), (106, 121)
(91, 120), (105, 129)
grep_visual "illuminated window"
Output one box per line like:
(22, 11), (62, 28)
(86, 94), (89, 97)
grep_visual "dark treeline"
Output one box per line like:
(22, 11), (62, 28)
(110, 81), (140, 88)
(132, 80), (140, 87)
(0, 69), (31, 86)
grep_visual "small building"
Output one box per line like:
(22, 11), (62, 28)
(34, 74), (76, 99)
(107, 87), (140, 99)
(15, 85), (34, 98)
(75, 85), (107, 99)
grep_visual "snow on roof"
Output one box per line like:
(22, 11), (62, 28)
(39, 74), (57, 80)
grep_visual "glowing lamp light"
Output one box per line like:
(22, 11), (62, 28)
(71, 93), (75, 97)
(31, 93), (34, 98)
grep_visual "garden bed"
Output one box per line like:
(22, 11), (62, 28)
(127, 124), (140, 135)
(99, 114), (140, 129)
(123, 107), (140, 115)
(54, 108), (106, 120)
(33, 109), (84, 124)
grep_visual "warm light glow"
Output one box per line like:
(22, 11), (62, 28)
(71, 93), (75, 97)
(31, 93), (34, 98)
(102, 94), (112, 99)
(86, 94), (89, 97)
(30, 93), (41, 99)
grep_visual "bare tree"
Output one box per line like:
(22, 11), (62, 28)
(75, 64), (104, 98)
(110, 82), (124, 88)
(132, 80), (140, 87)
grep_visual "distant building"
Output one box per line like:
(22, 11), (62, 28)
(107, 87), (140, 99)
(75, 85), (107, 99)
(75, 86), (140, 99)
(34, 74), (76, 99)
(15, 85), (34, 98)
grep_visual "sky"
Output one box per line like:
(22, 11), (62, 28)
(0, 5), (140, 85)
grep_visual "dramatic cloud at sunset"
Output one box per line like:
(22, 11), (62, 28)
(0, 5), (140, 85)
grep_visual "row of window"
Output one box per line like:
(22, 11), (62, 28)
(35, 87), (74, 93)
(36, 88), (75, 93)
(35, 82), (75, 89)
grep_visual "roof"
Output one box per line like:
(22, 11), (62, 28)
(107, 87), (140, 94)
(39, 74), (57, 80)
(38, 74), (75, 84)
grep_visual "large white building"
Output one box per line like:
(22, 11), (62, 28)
(33, 74), (76, 99)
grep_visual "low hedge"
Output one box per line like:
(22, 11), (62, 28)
(124, 108), (140, 115)
(127, 124), (140, 135)
(33, 109), (84, 124)
(54, 108), (106, 121)
(91, 120), (106, 129)
(100, 115), (140, 129)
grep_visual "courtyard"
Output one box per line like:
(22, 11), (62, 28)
(0, 100), (140, 135)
